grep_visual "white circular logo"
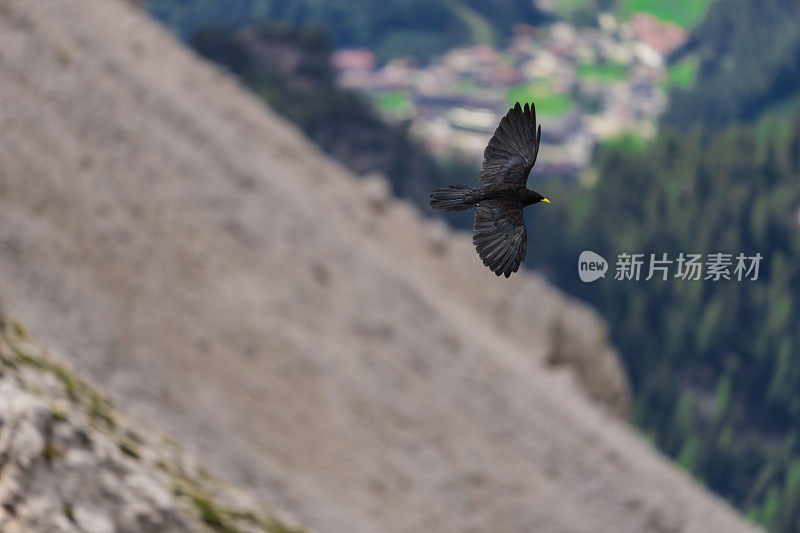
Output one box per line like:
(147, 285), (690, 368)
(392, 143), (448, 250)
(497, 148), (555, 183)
(578, 251), (608, 282)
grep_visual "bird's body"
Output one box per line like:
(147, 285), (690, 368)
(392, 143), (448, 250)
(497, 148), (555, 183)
(430, 102), (548, 277)
(473, 183), (544, 208)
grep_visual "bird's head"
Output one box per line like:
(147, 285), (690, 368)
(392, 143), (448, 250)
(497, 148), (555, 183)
(529, 190), (550, 205)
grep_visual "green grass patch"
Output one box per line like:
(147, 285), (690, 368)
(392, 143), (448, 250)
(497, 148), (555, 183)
(376, 92), (411, 113)
(267, 519), (308, 533)
(677, 436), (699, 472)
(507, 81), (572, 117)
(118, 440), (142, 460)
(44, 443), (65, 463)
(11, 321), (27, 339)
(617, 0), (710, 29)
(88, 392), (116, 429)
(601, 130), (650, 154)
(51, 409), (68, 423)
(189, 492), (233, 532)
(577, 62), (629, 82)
(666, 56), (698, 88)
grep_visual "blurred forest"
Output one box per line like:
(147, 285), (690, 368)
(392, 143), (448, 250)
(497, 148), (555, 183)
(531, 114), (800, 530)
(664, 0), (800, 130)
(149, 0), (800, 530)
(147, 0), (547, 61)
(530, 0), (800, 528)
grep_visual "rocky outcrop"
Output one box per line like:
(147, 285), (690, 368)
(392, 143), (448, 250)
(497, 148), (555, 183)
(0, 313), (303, 533)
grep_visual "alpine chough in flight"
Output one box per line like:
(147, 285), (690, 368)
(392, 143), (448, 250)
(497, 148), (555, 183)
(430, 102), (549, 278)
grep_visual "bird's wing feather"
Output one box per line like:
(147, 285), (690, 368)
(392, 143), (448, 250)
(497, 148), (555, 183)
(473, 200), (527, 277)
(480, 102), (541, 186)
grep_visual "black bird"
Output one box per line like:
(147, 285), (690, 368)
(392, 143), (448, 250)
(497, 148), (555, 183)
(430, 102), (549, 278)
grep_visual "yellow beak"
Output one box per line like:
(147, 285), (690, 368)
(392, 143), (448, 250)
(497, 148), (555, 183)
(541, 198), (551, 204)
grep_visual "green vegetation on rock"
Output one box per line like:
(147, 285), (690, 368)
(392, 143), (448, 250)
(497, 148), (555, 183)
(0, 316), (305, 533)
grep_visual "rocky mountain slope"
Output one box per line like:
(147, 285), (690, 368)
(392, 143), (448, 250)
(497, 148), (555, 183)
(0, 0), (757, 531)
(0, 306), (302, 533)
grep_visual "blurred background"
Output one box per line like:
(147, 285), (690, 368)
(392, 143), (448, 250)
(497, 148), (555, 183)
(149, 0), (800, 528)
(0, 0), (798, 531)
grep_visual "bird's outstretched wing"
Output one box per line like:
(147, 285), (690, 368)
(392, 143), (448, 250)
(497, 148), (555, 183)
(480, 102), (541, 186)
(473, 200), (527, 278)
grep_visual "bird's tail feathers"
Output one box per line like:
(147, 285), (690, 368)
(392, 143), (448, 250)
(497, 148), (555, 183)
(430, 184), (478, 212)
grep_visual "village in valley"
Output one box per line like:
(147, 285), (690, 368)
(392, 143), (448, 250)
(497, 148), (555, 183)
(333, 12), (690, 179)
